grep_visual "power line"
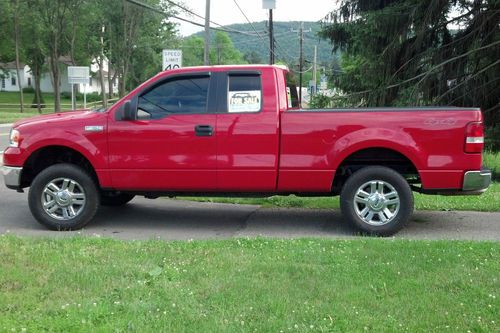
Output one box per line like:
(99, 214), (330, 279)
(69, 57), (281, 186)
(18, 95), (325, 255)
(162, 0), (266, 37)
(125, 0), (263, 37)
(231, 0), (282, 61)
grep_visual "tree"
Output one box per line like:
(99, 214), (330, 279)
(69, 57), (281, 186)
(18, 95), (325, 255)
(127, 2), (177, 89)
(12, 0), (24, 113)
(23, 3), (47, 113)
(181, 36), (204, 66)
(32, 0), (77, 112)
(320, 0), (500, 129)
(0, 1), (15, 63)
(210, 32), (247, 65)
(243, 50), (263, 64)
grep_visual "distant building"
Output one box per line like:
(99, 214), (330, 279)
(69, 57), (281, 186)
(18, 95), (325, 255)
(0, 61), (32, 92)
(1, 56), (118, 95)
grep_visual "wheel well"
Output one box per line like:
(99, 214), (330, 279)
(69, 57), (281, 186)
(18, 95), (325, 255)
(332, 148), (420, 195)
(20, 146), (98, 188)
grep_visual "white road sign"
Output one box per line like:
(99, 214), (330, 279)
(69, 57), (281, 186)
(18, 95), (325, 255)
(162, 49), (182, 70)
(68, 66), (90, 85)
(262, 0), (276, 9)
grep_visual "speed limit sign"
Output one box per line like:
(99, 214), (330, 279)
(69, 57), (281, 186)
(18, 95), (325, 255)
(162, 49), (182, 70)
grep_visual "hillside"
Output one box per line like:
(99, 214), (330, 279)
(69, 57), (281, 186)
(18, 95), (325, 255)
(193, 21), (338, 66)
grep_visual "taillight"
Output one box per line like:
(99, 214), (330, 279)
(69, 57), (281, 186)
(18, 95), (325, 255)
(464, 122), (484, 153)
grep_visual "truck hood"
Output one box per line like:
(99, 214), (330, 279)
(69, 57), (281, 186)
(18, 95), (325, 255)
(13, 110), (96, 129)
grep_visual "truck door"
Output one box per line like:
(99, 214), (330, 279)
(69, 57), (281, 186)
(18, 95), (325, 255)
(215, 69), (280, 191)
(107, 72), (217, 190)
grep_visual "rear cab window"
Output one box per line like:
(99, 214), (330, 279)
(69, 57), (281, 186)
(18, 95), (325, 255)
(227, 74), (262, 113)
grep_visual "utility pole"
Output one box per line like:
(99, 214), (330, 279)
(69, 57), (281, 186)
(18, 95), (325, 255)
(299, 22), (303, 106)
(269, 8), (274, 64)
(292, 22), (310, 107)
(263, 0), (276, 65)
(312, 45), (317, 96)
(204, 0), (211, 65)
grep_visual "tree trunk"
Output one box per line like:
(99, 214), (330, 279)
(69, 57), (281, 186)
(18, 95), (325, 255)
(34, 64), (42, 113)
(13, 0), (24, 113)
(49, 55), (61, 112)
(119, 66), (127, 98)
(98, 55), (107, 107)
(108, 61), (114, 99)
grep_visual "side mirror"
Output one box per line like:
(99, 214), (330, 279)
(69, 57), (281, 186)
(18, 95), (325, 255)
(123, 100), (137, 121)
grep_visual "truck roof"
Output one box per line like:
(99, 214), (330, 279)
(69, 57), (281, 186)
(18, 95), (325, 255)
(160, 64), (289, 74)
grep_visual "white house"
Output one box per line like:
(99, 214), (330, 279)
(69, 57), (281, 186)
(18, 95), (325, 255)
(39, 56), (73, 93)
(2, 56), (118, 95)
(0, 62), (32, 92)
(40, 56), (118, 95)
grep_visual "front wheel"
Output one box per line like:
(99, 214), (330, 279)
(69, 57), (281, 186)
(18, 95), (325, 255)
(340, 166), (414, 236)
(28, 163), (99, 230)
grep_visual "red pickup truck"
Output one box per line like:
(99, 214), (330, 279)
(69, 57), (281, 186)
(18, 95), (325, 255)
(2, 65), (491, 235)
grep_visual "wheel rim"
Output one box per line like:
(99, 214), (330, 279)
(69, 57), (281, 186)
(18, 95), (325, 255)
(353, 180), (400, 226)
(41, 178), (86, 221)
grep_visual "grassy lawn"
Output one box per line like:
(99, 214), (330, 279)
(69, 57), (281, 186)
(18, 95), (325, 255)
(484, 151), (500, 181)
(0, 91), (102, 124)
(0, 236), (498, 332)
(180, 182), (500, 212)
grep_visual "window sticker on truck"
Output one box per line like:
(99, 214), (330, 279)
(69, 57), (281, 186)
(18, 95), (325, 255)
(228, 90), (261, 113)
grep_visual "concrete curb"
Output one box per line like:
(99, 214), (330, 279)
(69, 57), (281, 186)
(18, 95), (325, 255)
(0, 124), (13, 128)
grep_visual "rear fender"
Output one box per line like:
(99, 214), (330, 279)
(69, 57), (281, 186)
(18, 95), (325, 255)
(328, 128), (424, 171)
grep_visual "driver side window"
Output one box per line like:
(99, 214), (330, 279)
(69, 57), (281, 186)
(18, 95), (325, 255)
(137, 76), (210, 120)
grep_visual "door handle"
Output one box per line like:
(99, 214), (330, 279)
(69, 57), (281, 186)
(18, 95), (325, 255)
(195, 125), (213, 136)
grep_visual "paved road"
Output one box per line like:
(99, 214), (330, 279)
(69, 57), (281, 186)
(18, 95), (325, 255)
(0, 124), (10, 152)
(0, 184), (498, 241)
(1, 123), (498, 241)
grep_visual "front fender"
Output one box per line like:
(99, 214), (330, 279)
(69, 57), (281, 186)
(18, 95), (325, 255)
(3, 127), (108, 175)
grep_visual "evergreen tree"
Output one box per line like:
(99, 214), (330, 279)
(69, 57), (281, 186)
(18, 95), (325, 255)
(320, 0), (499, 130)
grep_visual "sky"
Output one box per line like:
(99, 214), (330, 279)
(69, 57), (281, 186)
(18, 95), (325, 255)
(171, 0), (336, 36)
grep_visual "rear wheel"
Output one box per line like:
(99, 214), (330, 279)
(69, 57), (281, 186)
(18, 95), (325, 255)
(28, 163), (99, 230)
(340, 166), (413, 236)
(100, 192), (135, 206)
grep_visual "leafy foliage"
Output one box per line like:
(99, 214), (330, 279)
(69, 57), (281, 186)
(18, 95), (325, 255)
(309, 94), (332, 108)
(181, 32), (247, 66)
(320, 0), (500, 139)
(193, 21), (340, 69)
(0, 0), (177, 111)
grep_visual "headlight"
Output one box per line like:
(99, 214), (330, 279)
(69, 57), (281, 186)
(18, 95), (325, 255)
(9, 129), (20, 147)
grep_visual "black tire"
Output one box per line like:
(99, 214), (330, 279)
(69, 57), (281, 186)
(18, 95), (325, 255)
(28, 163), (99, 230)
(340, 166), (413, 236)
(100, 192), (135, 206)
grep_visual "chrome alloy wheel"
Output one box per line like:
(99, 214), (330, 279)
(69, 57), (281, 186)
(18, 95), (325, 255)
(41, 178), (86, 220)
(353, 180), (400, 226)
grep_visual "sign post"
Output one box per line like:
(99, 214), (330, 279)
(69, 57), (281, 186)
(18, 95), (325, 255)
(68, 66), (90, 109)
(162, 50), (182, 71)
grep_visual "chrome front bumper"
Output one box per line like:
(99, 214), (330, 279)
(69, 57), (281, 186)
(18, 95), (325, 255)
(2, 166), (22, 189)
(462, 169), (492, 193)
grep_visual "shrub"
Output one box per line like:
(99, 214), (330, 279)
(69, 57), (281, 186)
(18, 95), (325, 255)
(22, 87), (35, 93)
(30, 94), (46, 109)
(483, 151), (500, 181)
(61, 91), (72, 99)
(309, 94), (332, 108)
(485, 126), (500, 152)
(61, 91), (103, 103)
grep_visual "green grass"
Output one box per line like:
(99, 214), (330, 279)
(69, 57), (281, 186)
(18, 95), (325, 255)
(0, 91), (102, 124)
(180, 182), (500, 212)
(0, 236), (498, 332)
(484, 151), (500, 181)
